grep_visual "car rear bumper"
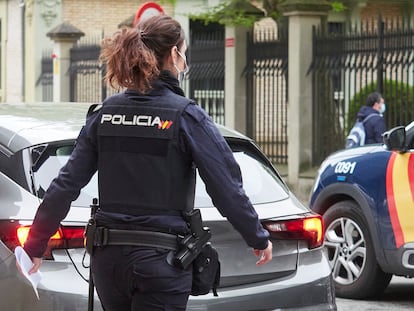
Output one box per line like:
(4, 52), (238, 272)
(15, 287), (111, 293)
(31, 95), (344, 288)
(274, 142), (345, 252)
(187, 249), (337, 311)
(1, 247), (336, 311)
(0, 247), (103, 311)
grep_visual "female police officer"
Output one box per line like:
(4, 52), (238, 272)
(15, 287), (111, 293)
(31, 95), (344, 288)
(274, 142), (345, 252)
(22, 15), (272, 310)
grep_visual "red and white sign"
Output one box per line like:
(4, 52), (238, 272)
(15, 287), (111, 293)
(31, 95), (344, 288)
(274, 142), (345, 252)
(225, 38), (235, 47)
(133, 2), (165, 27)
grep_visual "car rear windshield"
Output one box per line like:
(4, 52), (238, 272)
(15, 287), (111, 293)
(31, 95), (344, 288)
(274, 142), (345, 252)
(30, 140), (288, 207)
(195, 140), (289, 207)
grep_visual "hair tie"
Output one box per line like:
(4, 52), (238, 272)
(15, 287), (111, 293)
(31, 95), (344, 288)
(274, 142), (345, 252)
(138, 30), (144, 39)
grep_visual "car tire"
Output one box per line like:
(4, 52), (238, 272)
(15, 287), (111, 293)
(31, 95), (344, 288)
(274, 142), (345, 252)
(323, 200), (392, 299)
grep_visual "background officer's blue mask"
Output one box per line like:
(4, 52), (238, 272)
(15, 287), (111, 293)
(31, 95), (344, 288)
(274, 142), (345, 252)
(174, 50), (189, 85)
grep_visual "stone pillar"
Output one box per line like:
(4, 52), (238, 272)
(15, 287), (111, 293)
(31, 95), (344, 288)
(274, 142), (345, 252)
(3, 0), (23, 103)
(410, 3), (414, 27)
(280, 0), (330, 186)
(225, 2), (263, 133)
(349, 1), (367, 29)
(47, 22), (84, 102)
(225, 26), (248, 132)
(24, 0), (62, 102)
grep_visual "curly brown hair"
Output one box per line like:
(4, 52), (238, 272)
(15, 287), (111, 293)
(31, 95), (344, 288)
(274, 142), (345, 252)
(100, 15), (185, 93)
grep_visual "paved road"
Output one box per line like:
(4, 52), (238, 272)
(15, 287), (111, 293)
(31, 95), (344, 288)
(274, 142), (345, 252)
(336, 276), (414, 310)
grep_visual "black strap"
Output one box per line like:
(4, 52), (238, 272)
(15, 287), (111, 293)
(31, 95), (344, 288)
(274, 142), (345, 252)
(87, 103), (102, 117)
(93, 227), (179, 251)
(88, 267), (94, 311)
(362, 113), (378, 124)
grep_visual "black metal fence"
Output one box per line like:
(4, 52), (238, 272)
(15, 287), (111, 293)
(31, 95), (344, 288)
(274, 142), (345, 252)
(37, 51), (53, 101)
(188, 21), (225, 125)
(39, 15), (414, 170)
(39, 44), (111, 103)
(310, 16), (414, 165)
(245, 26), (288, 165)
(70, 41), (114, 103)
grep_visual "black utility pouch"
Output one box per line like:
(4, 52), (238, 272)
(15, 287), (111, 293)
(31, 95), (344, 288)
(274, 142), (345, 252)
(191, 243), (220, 296)
(170, 209), (221, 296)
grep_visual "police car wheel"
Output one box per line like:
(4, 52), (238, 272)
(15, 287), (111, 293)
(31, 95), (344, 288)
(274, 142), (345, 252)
(323, 200), (392, 299)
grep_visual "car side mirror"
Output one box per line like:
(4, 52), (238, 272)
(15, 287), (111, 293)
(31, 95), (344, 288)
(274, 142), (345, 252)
(383, 126), (406, 152)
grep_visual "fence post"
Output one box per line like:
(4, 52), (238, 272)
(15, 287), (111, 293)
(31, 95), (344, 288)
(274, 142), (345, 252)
(280, 0), (331, 186)
(225, 25), (249, 132)
(47, 22), (84, 102)
(225, 2), (263, 133)
(377, 15), (384, 94)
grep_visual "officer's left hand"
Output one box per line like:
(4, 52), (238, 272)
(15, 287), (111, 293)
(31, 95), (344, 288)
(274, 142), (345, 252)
(253, 240), (273, 266)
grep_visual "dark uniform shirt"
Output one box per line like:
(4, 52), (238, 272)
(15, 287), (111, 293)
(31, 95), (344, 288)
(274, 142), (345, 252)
(24, 72), (269, 258)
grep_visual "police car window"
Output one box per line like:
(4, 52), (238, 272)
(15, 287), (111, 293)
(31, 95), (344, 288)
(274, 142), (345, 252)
(30, 143), (98, 206)
(194, 142), (289, 207)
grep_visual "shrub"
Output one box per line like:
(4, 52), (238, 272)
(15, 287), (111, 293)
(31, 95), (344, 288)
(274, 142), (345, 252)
(347, 80), (414, 132)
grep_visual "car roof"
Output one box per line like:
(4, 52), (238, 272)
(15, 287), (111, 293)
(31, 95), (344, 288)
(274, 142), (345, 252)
(0, 102), (250, 153)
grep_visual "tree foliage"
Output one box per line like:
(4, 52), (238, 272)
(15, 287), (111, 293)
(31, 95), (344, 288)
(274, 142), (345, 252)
(189, 0), (346, 27)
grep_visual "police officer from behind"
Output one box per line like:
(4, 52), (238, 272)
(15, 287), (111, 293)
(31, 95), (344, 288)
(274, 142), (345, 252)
(22, 15), (272, 311)
(356, 91), (387, 144)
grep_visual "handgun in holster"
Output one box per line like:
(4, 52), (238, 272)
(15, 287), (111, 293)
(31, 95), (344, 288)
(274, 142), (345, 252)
(84, 198), (99, 255)
(170, 209), (211, 269)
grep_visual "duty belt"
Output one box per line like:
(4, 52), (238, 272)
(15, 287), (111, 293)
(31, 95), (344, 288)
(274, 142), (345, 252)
(93, 227), (180, 251)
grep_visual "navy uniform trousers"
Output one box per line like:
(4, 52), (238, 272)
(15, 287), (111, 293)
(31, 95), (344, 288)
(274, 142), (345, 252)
(92, 245), (192, 311)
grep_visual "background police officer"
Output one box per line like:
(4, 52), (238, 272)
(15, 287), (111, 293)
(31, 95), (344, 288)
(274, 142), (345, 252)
(356, 92), (387, 144)
(22, 15), (272, 311)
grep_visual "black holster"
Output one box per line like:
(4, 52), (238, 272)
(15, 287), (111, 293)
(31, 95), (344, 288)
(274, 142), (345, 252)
(84, 198), (99, 256)
(168, 209), (212, 269)
(84, 219), (96, 255)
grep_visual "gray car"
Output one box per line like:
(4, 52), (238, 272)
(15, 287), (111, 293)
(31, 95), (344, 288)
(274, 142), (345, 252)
(0, 102), (336, 311)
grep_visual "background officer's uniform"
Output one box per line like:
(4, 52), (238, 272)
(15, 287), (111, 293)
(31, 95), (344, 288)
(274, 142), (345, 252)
(24, 71), (269, 310)
(356, 105), (386, 144)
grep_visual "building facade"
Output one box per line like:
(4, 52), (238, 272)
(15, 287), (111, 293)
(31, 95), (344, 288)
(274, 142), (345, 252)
(1, 0), (414, 189)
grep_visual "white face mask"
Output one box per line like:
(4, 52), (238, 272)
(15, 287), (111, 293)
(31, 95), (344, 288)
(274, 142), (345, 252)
(380, 102), (386, 114)
(174, 49), (189, 84)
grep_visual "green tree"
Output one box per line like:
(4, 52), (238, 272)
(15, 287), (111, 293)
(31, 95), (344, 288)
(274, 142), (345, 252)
(190, 0), (346, 26)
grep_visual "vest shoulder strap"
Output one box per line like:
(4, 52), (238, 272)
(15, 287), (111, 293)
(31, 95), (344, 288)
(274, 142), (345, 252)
(87, 103), (103, 117)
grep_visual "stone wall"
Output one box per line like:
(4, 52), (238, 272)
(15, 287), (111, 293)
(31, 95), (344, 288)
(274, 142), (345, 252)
(62, 0), (173, 40)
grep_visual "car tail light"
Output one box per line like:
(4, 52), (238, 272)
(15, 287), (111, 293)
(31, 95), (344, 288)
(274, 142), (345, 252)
(0, 220), (85, 259)
(264, 214), (324, 249)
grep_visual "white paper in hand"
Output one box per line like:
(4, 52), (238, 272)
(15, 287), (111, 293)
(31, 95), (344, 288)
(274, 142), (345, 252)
(14, 246), (42, 299)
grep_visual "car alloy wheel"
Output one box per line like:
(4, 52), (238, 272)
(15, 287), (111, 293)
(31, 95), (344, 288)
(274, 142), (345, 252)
(323, 201), (392, 299)
(325, 216), (366, 285)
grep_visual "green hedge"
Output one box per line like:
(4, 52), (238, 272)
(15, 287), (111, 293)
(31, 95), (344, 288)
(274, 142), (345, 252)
(347, 80), (414, 132)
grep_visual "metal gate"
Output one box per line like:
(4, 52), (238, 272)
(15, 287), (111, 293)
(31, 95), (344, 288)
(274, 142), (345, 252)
(188, 21), (225, 124)
(70, 42), (103, 103)
(310, 16), (414, 165)
(37, 51), (53, 102)
(70, 41), (115, 103)
(245, 27), (288, 165)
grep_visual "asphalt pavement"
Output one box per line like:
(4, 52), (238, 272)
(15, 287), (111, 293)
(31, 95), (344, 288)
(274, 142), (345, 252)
(336, 276), (414, 310)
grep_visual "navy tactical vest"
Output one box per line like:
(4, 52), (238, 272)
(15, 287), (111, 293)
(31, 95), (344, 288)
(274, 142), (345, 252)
(97, 90), (195, 216)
